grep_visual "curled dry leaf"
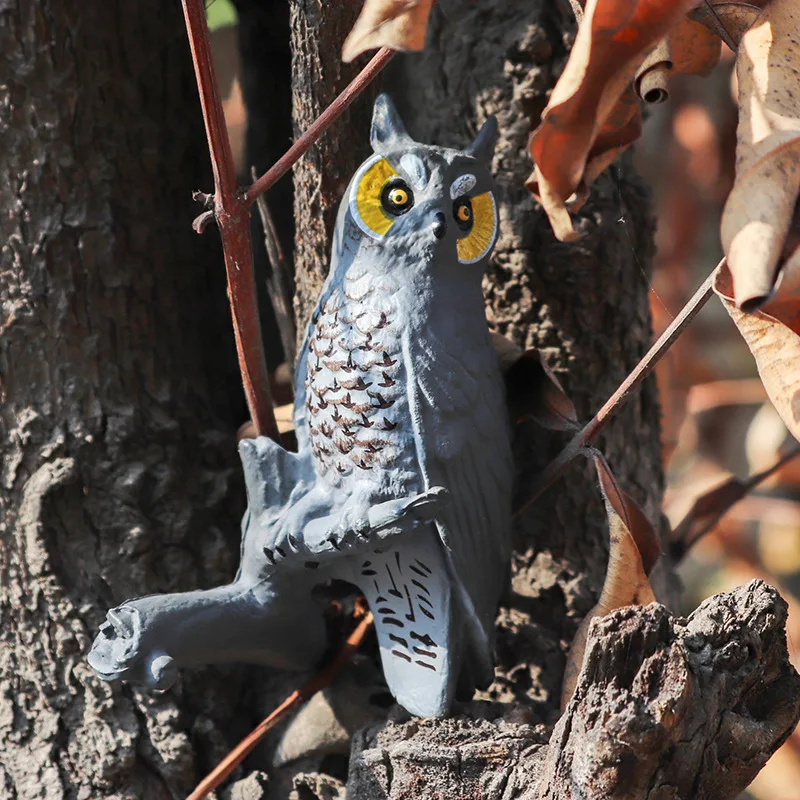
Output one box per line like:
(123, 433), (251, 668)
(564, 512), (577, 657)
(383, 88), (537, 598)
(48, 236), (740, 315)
(669, 474), (753, 557)
(634, 17), (721, 104)
(342, 0), (434, 63)
(720, 0), (800, 310)
(714, 262), (800, 442)
(561, 451), (661, 708)
(527, 0), (698, 241)
(490, 333), (579, 430)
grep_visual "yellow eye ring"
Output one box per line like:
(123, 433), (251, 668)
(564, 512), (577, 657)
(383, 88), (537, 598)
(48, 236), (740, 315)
(456, 191), (497, 264)
(389, 187), (408, 206)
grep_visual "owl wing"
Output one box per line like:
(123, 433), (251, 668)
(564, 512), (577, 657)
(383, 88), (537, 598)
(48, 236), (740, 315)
(406, 325), (513, 684)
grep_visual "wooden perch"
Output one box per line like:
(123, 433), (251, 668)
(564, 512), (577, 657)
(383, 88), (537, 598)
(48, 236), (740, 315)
(347, 581), (800, 800)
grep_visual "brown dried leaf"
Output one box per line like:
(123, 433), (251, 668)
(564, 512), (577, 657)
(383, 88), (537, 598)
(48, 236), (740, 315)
(490, 334), (579, 430)
(342, 0), (434, 63)
(670, 474), (751, 552)
(527, 0), (697, 241)
(669, 440), (800, 559)
(690, 2), (770, 47)
(714, 261), (800, 440)
(720, 0), (800, 309)
(561, 452), (661, 707)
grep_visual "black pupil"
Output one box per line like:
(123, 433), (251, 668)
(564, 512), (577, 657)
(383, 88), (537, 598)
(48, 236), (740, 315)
(454, 198), (473, 231)
(381, 180), (413, 215)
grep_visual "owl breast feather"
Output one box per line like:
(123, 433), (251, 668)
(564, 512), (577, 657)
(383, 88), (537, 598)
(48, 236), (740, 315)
(304, 264), (418, 488)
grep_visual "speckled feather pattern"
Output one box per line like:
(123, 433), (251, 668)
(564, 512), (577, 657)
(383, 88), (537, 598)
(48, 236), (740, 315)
(305, 266), (413, 484)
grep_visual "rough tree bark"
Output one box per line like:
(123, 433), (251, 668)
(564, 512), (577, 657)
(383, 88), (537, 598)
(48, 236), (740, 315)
(0, 3), (253, 798)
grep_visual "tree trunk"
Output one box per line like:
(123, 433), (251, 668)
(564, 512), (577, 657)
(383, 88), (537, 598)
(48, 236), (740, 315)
(289, 0), (664, 725)
(349, 580), (800, 799)
(289, 0), (381, 338)
(0, 3), (251, 797)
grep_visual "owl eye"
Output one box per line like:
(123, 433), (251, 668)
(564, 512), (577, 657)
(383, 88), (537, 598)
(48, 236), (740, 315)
(455, 191), (498, 264)
(453, 198), (473, 230)
(381, 179), (414, 216)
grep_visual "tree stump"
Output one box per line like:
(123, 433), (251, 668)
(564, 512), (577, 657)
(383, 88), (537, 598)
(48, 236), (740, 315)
(348, 581), (800, 799)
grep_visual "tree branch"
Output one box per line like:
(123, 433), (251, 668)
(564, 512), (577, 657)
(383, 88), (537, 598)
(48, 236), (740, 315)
(515, 262), (719, 516)
(187, 608), (374, 800)
(181, 4), (393, 438)
(244, 47), (395, 207)
(181, 0), (279, 440)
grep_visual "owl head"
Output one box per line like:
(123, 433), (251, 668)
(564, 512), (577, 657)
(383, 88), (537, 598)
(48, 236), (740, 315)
(344, 94), (499, 269)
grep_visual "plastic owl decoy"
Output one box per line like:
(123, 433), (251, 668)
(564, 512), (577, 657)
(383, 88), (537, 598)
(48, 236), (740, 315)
(88, 94), (513, 718)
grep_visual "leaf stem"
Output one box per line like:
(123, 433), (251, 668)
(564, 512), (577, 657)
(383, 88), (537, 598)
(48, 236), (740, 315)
(251, 167), (297, 371)
(515, 262), (720, 516)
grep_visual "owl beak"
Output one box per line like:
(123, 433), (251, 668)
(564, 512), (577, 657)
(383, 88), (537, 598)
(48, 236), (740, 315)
(432, 212), (447, 240)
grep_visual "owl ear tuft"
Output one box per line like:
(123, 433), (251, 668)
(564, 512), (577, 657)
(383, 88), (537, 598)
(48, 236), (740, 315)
(371, 94), (413, 153)
(466, 116), (498, 165)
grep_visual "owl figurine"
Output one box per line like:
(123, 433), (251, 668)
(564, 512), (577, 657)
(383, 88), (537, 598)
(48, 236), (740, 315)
(88, 94), (513, 718)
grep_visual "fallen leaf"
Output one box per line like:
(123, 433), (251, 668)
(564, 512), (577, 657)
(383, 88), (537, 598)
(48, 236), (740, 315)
(720, 0), (800, 309)
(490, 334), (579, 431)
(342, 0), (434, 63)
(561, 451), (661, 708)
(714, 261), (800, 441)
(527, 0), (698, 241)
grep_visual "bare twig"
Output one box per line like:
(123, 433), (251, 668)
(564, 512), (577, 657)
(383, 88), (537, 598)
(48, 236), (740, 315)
(186, 608), (375, 800)
(515, 262), (720, 516)
(244, 47), (395, 206)
(181, 0), (279, 441)
(251, 167), (297, 370)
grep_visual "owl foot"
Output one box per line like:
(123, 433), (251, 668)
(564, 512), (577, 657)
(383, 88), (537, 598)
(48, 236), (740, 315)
(88, 606), (178, 689)
(302, 486), (450, 559)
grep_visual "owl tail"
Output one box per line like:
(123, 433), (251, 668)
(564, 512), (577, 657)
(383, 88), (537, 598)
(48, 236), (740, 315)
(346, 526), (462, 718)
